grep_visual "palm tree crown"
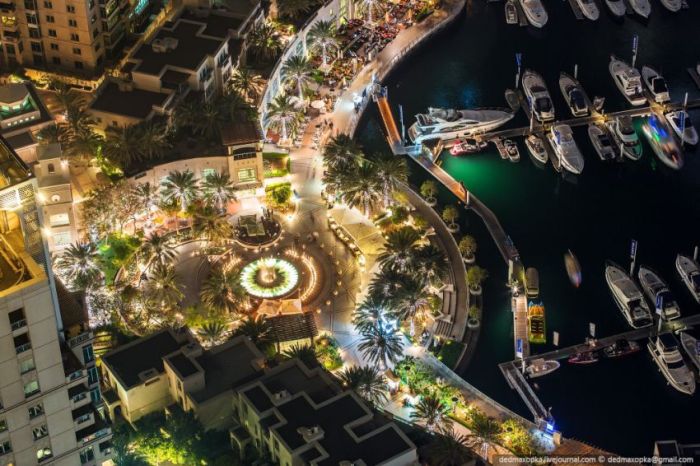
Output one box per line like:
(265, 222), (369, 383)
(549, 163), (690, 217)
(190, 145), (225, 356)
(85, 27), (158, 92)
(377, 226), (422, 273)
(410, 394), (453, 432)
(282, 54), (314, 101)
(372, 153), (408, 207)
(139, 232), (177, 268)
(160, 170), (199, 212)
(200, 268), (245, 315)
(357, 323), (403, 369)
(201, 172), (237, 212)
(53, 242), (101, 290)
(266, 94), (302, 142)
(340, 162), (381, 216)
(338, 366), (388, 407)
(307, 20), (339, 66)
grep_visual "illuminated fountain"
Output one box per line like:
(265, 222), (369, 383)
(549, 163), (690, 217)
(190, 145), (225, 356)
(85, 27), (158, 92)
(240, 257), (299, 298)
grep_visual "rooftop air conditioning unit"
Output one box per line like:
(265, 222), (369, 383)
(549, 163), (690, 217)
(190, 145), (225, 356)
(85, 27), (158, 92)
(151, 38), (166, 52)
(162, 37), (179, 50)
(297, 426), (324, 443)
(181, 343), (202, 358)
(272, 390), (290, 402)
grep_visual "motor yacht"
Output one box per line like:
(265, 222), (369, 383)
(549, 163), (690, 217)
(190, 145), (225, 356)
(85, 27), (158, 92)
(506, 0), (518, 24)
(642, 114), (684, 170)
(659, 0), (682, 12)
(504, 139), (520, 162)
(576, 0), (600, 20)
(665, 110), (699, 145)
(407, 108), (514, 144)
(638, 266), (681, 321)
(526, 359), (560, 378)
(648, 334), (695, 395)
(559, 72), (589, 117)
(526, 267), (539, 299)
(546, 125), (584, 174)
(606, 115), (642, 160)
(605, 261), (652, 328)
(519, 0), (548, 27)
(609, 56), (646, 106)
(604, 339), (641, 358)
(676, 254), (700, 303)
(522, 70), (555, 122)
(525, 134), (548, 164)
(588, 124), (617, 161)
(629, 0), (651, 17)
(678, 328), (700, 372)
(604, 0), (626, 17)
(641, 66), (670, 103)
(568, 351), (599, 365)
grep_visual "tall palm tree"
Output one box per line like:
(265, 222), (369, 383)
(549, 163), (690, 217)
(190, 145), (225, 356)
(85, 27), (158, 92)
(229, 67), (266, 103)
(134, 182), (158, 219)
(145, 263), (184, 312)
(160, 170), (199, 212)
(66, 127), (102, 162)
(377, 226), (421, 273)
(428, 427), (474, 466)
(193, 207), (234, 245)
(322, 133), (363, 170)
(200, 268), (245, 314)
(340, 162), (381, 217)
(367, 267), (407, 302)
(410, 394), (453, 432)
(353, 294), (389, 334)
(201, 172), (237, 213)
(358, 323), (403, 369)
(36, 123), (68, 144)
(197, 321), (228, 346)
(103, 124), (144, 167)
(282, 54), (314, 101)
(277, 0), (321, 19)
(389, 273), (431, 328)
(282, 343), (319, 368)
(233, 315), (273, 350)
(139, 232), (177, 268)
(372, 153), (408, 207)
(266, 94), (302, 142)
(415, 243), (449, 286)
(248, 23), (283, 63)
(466, 412), (501, 459)
(307, 20), (339, 67)
(53, 242), (101, 290)
(139, 120), (171, 161)
(338, 366), (388, 406)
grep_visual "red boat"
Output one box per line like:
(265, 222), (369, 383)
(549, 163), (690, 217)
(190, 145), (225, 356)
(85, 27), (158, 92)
(568, 351), (599, 365)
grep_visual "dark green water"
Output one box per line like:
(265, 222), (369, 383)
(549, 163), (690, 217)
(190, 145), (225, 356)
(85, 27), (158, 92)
(356, 0), (700, 455)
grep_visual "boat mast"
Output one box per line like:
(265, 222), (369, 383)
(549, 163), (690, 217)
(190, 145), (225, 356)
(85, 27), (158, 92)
(629, 239), (638, 276)
(680, 92), (688, 149)
(631, 34), (639, 68)
(515, 52), (523, 89)
(694, 245), (698, 262)
(574, 63), (578, 80)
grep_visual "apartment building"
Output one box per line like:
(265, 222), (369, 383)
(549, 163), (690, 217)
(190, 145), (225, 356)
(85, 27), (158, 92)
(0, 136), (112, 466)
(0, 81), (53, 164)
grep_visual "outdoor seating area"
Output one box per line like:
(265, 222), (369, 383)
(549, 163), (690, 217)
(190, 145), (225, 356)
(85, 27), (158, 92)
(235, 212), (281, 245)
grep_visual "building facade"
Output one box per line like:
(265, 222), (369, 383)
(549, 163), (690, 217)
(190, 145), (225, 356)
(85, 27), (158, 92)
(0, 82), (53, 164)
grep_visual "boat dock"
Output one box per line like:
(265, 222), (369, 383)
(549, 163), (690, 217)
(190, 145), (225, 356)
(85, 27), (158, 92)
(501, 360), (550, 425)
(567, 0), (584, 20)
(688, 67), (700, 90)
(513, 294), (530, 357)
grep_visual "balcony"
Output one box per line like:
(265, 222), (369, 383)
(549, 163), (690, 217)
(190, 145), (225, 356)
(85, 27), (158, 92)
(10, 318), (26, 331)
(14, 333), (31, 355)
(68, 331), (93, 349)
(0, 2), (15, 11)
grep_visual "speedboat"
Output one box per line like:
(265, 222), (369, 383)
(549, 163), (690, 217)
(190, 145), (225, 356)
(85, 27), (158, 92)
(576, 0), (600, 20)
(588, 123), (617, 161)
(519, 0), (548, 27)
(450, 138), (488, 155)
(638, 266), (681, 321)
(506, 0), (518, 24)
(676, 254), (700, 303)
(504, 139), (520, 162)
(522, 70), (555, 123)
(559, 73), (589, 117)
(659, 0), (682, 12)
(605, 261), (653, 328)
(565, 249), (582, 287)
(408, 108), (514, 144)
(609, 56), (646, 106)
(526, 359), (560, 378)
(648, 334), (695, 395)
(603, 339), (641, 358)
(525, 134), (548, 164)
(679, 328), (700, 372)
(629, 0), (651, 17)
(606, 115), (643, 161)
(641, 66), (670, 103)
(526, 267), (540, 299)
(547, 125), (584, 174)
(643, 114), (684, 170)
(604, 0), (626, 17)
(568, 351), (599, 365)
(665, 110), (699, 145)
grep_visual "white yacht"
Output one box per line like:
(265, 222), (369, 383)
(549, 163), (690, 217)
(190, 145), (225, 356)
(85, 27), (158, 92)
(506, 0), (518, 24)
(641, 66), (670, 103)
(605, 261), (653, 329)
(526, 359), (560, 378)
(679, 328), (700, 372)
(659, 0), (682, 12)
(648, 334), (695, 395)
(407, 108), (514, 144)
(629, 0), (651, 17)
(643, 114), (684, 170)
(638, 266), (681, 321)
(522, 70), (555, 123)
(676, 254), (700, 303)
(609, 56), (646, 106)
(519, 0), (548, 27)
(606, 115), (643, 160)
(604, 0), (626, 17)
(665, 110), (699, 146)
(525, 134), (548, 164)
(559, 73), (589, 117)
(588, 124), (617, 161)
(576, 0), (600, 20)
(547, 124), (584, 174)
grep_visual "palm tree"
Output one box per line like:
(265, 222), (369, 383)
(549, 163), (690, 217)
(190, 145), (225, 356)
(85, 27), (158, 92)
(233, 315), (274, 350)
(36, 123), (68, 144)
(266, 94), (302, 142)
(428, 427), (474, 466)
(337, 366), (388, 406)
(458, 236), (477, 262)
(410, 394), (453, 432)
(340, 162), (381, 217)
(145, 263), (184, 312)
(389, 273), (431, 333)
(66, 127), (102, 162)
(277, 0), (321, 19)
(139, 120), (171, 161)
(200, 268), (245, 314)
(420, 180), (438, 204)
(358, 323), (403, 369)
(466, 266), (488, 294)
(197, 321), (228, 346)
(103, 124), (144, 167)
(372, 154), (408, 207)
(139, 232), (177, 268)
(201, 172), (237, 213)
(466, 412), (501, 459)
(377, 226), (421, 273)
(367, 267), (408, 302)
(282, 343), (319, 368)
(193, 207), (234, 245)
(415, 243), (449, 286)
(229, 67), (266, 103)
(248, 24), (282, 63)
(282, 54), (314, 101)
(134, 182), (158, 220)
(53, 242), (101, 290)
(442, 205), (459, 229)
(322, 134), (363, 170)
(160, 170), (199, 212)
(353, 294), (389, 334)
(307, 20), (339, 67)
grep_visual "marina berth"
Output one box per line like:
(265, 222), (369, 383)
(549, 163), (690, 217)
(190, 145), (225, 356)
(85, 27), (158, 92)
(519, 0), (549, 27)
(407, 107), (514, 144)
(605, 261), (653, 329)
(522, 69), (555, 122)
(642, 114), (684, 170)
(609, 56), (647, 106)
(647, 334), (695, 395)
(559, 72), (590, 117)
(675, 254), (700, 303)
(637, 266), (681, 321)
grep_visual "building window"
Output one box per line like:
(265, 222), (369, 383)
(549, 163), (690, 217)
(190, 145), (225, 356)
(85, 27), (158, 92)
(70, 33), (79, 41)
(0, 419), (6, 433)
(37, 447), (53, 462)
(73, 47), (81, 55)
(14, 332), (31, 354)
(53, 231), (72, 246)
(49, 213), (70, 227)
(82, 345), (94, 363)
(9, 308), (26, 330)
(29, 28), (40, 38)
(31, 42), (41, 53)
(80, 447), (95, 464)
(238, 168), (257, 183)
(44, 0), (52, 7)
(69, 19), (77, 27)
(92, 28), (98, 38)
(88, 366), (98, 385)
(19, 357), (36, 375)
(25, 13), (37, 24)
(202, 168), (217, 179)
(90, 387), (101, 403)
(45, 14), (54, 22)
(50, 43), (59, 50)
(47, 163), (55, 174)
(28, 403), (44, 419)
(24, 380), (40, 398)
(32, 424), (48, 440)
(48, 29), (57, 37)
(75, 61), (83, 69)
(66, 4), (75, 12)
(52, 57), (61, 65)
(0, 441), (11, 455)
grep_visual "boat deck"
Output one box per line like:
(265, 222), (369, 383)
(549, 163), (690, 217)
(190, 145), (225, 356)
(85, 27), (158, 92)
(567, 0), (585, 20)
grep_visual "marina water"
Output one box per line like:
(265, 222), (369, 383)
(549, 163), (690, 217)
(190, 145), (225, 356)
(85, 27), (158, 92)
(356, 0), (700, 454)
